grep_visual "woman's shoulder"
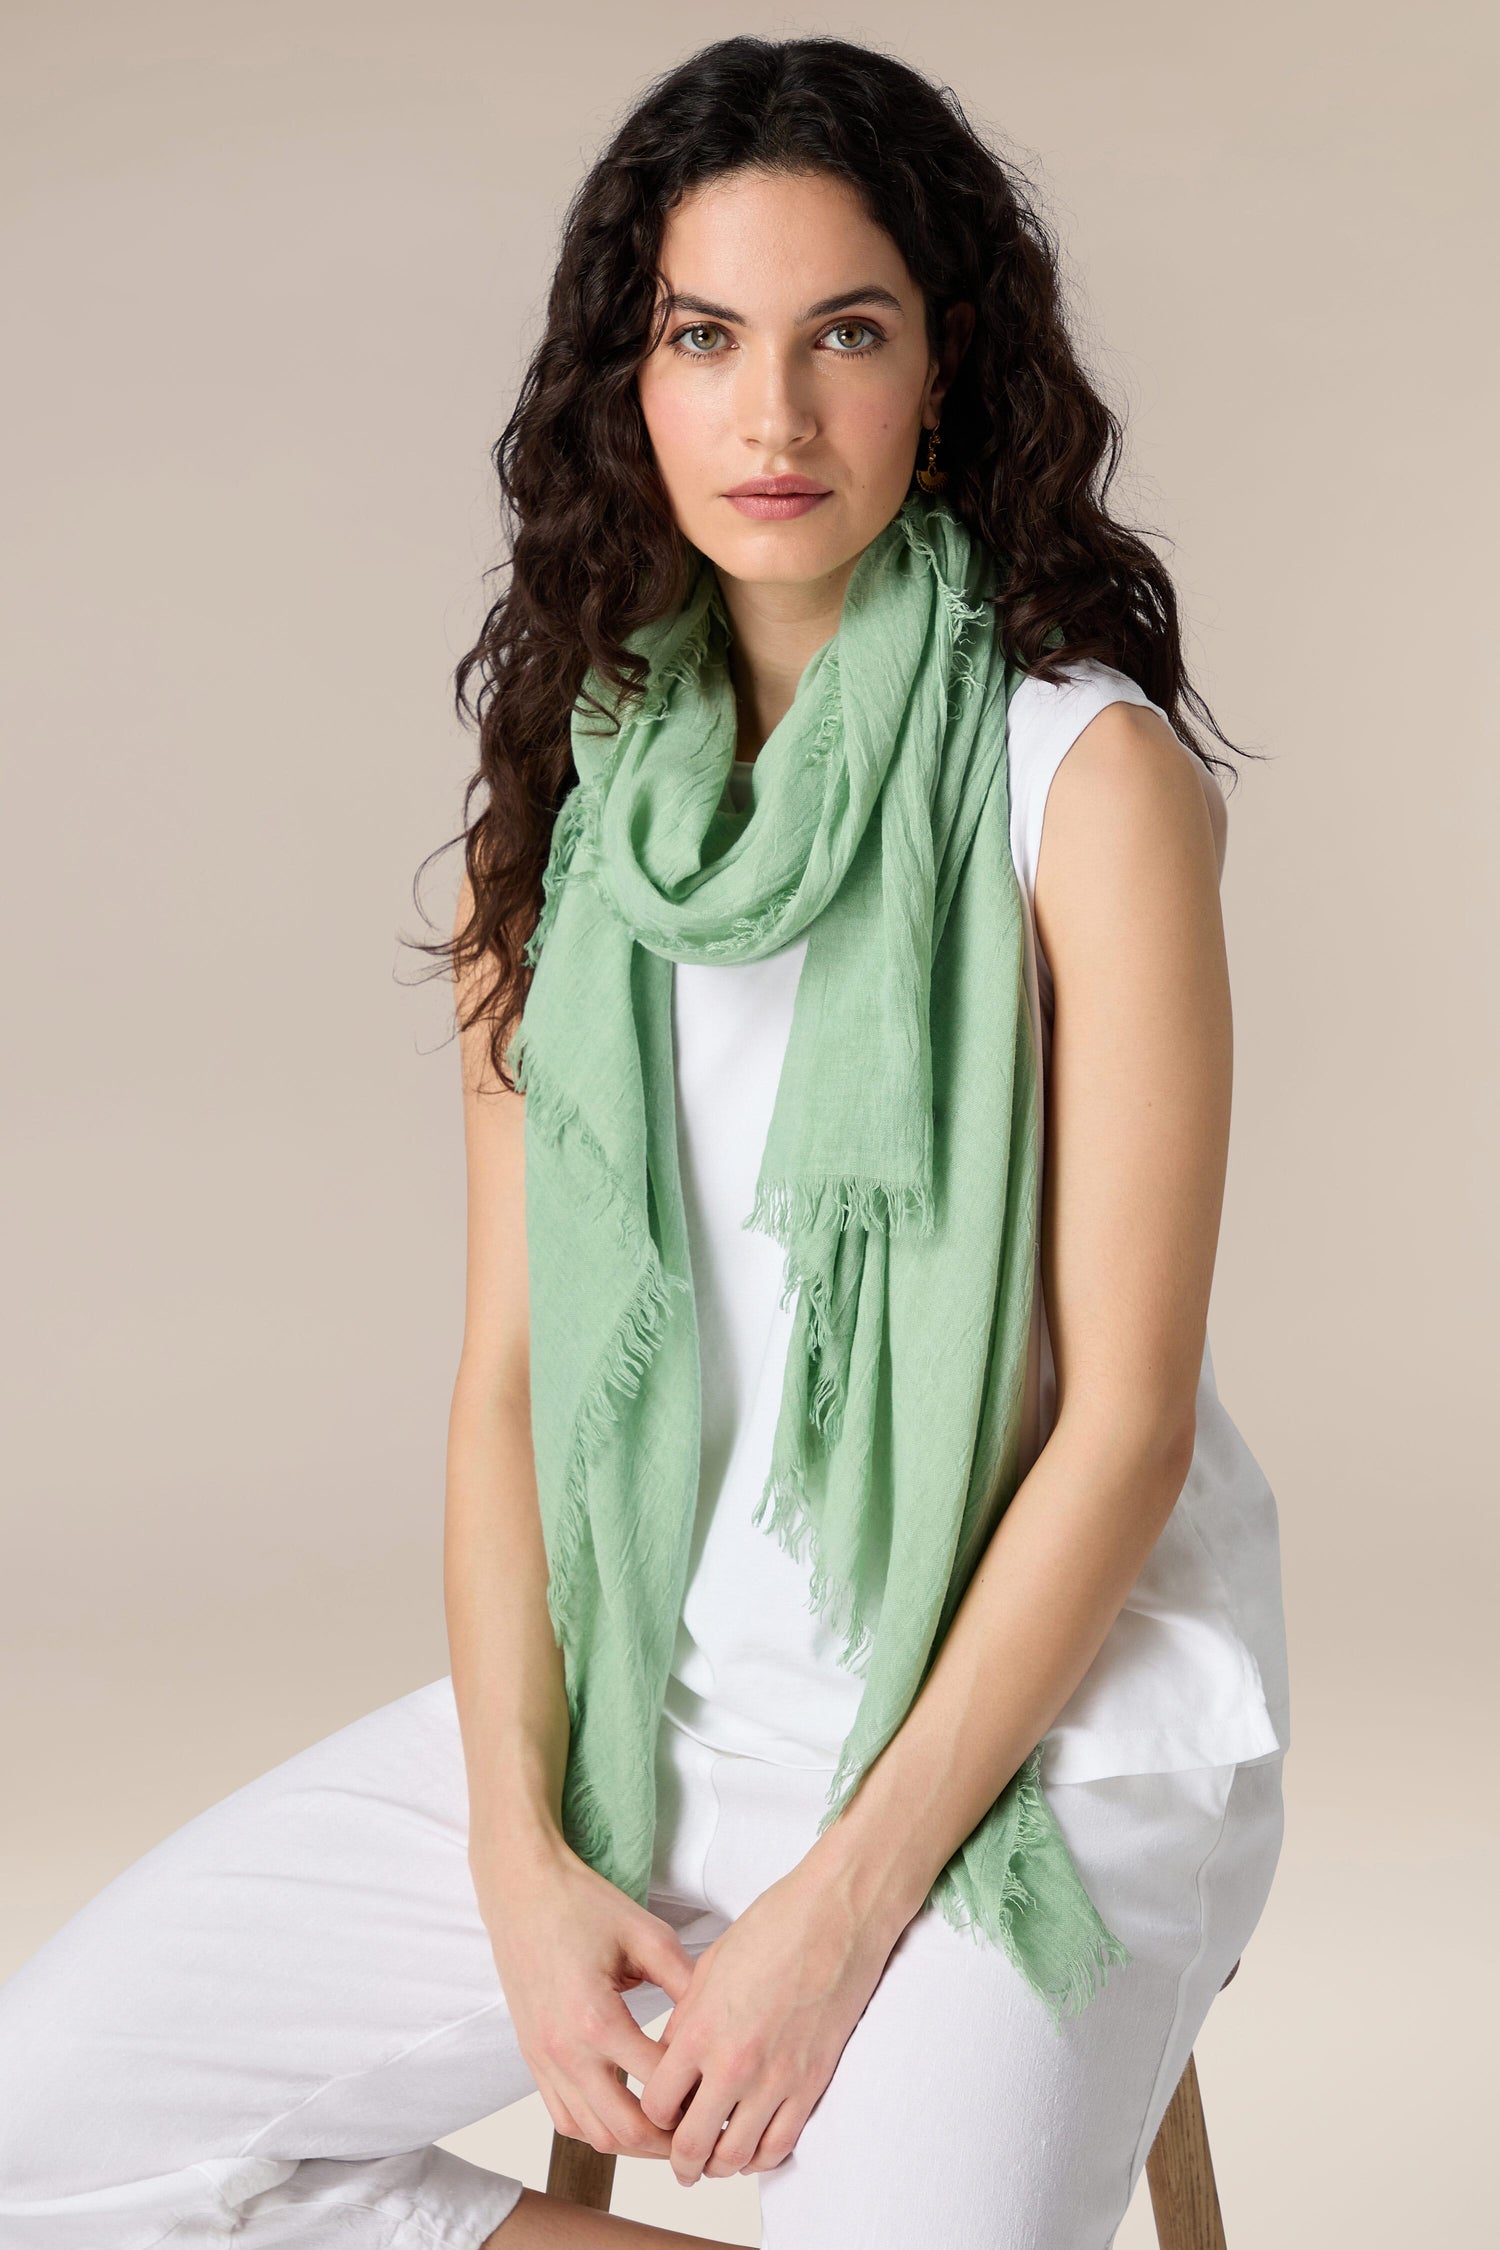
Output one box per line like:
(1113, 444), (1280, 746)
(1005, 657), (1226, 896)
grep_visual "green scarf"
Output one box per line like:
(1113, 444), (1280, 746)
(507, 492), (1128, 2020)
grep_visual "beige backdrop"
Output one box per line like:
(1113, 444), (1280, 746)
(4, 3), (1495, 2242)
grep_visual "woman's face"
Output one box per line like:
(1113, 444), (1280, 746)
(637, 167), (968, 596)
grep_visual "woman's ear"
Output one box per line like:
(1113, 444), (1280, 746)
(927, 301), (976, 419)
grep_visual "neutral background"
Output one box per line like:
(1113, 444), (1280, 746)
(3, 3), (1494, 2242)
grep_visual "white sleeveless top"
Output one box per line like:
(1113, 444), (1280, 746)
(660, 660), (1291, 1785)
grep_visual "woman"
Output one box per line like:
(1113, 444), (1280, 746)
(0, 34), (1289, 2250)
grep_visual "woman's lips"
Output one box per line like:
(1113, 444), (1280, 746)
(724, 490), (832, 520)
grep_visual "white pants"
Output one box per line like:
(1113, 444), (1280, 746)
(0, 1676), (1284, 2249)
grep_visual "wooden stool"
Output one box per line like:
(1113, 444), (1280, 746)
(546, 1960), (1242, 2246)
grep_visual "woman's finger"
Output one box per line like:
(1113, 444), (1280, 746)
(619, 1910), (700, 2010)
(743, 2093), (810, 2172)
(595, 1990), (681, 2096)
(703, 2084), (782, 2177)
(535, 2082), (586, 2142)
(545, 2071), (621, 2158)
(534, 2064), (602, 2149)
(669, 2067), (742, 2185)
(581, 2056), (678, 2160)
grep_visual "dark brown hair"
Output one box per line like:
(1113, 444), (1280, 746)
(408, 33), (1257, 1090)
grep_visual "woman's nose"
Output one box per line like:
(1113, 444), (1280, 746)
(737, 345), (819, 451)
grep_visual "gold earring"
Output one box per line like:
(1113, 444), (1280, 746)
(915, 419), (947, 493)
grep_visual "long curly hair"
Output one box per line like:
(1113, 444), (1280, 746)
(409, 33), (1256, 1091)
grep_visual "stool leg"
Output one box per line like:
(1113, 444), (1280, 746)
(546, 2129), (618, 2210)
(1145, 2051), (1227, 2250)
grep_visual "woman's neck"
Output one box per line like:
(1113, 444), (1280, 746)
(715, 560), (853, 761)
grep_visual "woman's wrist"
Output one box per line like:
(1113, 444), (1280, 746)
(796, 1785), (941, 1948)
(466, 1787), (571, 1898)
(795, 1716), (1033, 1948)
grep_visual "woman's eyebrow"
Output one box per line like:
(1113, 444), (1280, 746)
(663, 284), (905, 324)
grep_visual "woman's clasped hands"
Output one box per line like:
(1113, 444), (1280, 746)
(478, 1818), (907, 2185)
(636, 1854), (903, 2185)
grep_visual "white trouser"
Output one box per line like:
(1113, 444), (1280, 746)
(0, 1675), (1284, 2249)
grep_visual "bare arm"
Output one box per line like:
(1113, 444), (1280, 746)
(443, 878), (569, 1890)
(805, 698), (1232, 1932)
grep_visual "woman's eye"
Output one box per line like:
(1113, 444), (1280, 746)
(671, 324), (727, 357)
(822, 321), (881, 354)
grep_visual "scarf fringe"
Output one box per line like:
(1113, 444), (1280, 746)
(522, 779), (598, 972)
(636, 630), (714, 725)
(547, 1243), (681, 1659)
(745, 1171), (934, 1442)
(947, 601), (992, 696)
(1044, 1930), (1134, 2026)
(811, 653), (844, 751)
(922, 1755), (1132, 2027)
(511, 1027), (692, 1658)
(745, 1171), (935, 1246)
(560, 1735), (635, 1891)
(750, 1455), (878, 1679)
(893, 510), (994, 698)
(683, 884), (805, 961)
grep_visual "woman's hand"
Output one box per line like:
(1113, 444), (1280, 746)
(472, 1829), (699, 2160)
(637, 1855), (906, 2184)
